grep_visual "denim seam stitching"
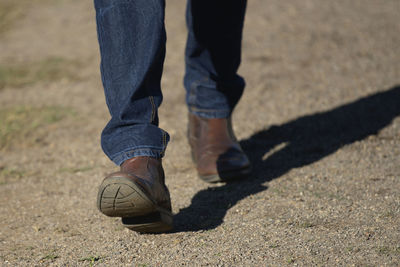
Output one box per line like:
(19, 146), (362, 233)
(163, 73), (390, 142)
(161, 132), (167, 156)
(96, 12), (108, 84)
(188, 79), (199, 106)
(110, 147), (165, 160)
(149, 96), (156, 123)
(111, 148), (165, 164)
(189, 106), (230, 113)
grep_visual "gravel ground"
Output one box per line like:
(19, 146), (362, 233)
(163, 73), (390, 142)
(0, 0), (399, 266)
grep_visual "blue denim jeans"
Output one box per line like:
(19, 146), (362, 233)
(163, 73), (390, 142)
(94, 0), (247, 165)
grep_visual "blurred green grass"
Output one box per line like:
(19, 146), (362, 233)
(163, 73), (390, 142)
(0, 0), (52, 35)
(0, 1), (25, 34)
(0, 106), (75, 150)
(0, 57), (82, 90)
(0, 166), (26, 185)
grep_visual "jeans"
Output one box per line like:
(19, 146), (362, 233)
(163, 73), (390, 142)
(94, 0), (247, 165)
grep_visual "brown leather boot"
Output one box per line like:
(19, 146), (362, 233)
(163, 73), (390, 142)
(97, 156), (173, 233)
(188, 113), (251, 183)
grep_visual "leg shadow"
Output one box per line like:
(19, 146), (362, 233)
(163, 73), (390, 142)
(173, 85), (400, 232)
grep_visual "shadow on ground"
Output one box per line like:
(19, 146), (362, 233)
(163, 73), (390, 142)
(173, 85), (400, 232)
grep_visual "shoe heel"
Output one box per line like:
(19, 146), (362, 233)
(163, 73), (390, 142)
(97, 176), (156, 217)
(121, 209), (173, 233)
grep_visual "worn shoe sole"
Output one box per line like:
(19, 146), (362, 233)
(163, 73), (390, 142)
(97, 176), (173, 233)
(121, 210), (173, 233)
(199, 165), (252, 183)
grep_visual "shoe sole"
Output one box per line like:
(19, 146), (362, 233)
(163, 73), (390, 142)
(199, 165), (252, 183)
(97, 176), (173, 233)
(122, 210), (173, 233)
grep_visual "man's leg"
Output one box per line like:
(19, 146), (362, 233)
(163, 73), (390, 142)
(185, 0), (247, 117)
(94, 0), (172, 232)
(185, 0), (251, 182)
(95, 0), (168, 163)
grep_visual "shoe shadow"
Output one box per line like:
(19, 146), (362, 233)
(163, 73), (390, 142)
(173, 85), (400, 232)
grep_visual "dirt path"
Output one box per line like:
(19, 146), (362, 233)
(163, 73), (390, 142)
(0, 0), (399, 266)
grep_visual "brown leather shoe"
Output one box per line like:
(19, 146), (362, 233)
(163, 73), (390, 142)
(97, 156), (173, 233)
(188, 113), (251, 183)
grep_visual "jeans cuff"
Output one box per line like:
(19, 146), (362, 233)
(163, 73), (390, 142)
(188, 106), (231, 119)
(110, 147), (166, 166)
